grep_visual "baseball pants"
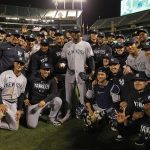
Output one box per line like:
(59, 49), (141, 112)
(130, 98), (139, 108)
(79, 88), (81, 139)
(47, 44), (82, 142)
(0, 100), (19, 131)
(64, 81), (86, 119)
(26, 97), (62, 128)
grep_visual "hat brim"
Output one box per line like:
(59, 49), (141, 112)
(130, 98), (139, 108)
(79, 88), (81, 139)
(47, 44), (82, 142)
(41, 67), (51, 69)
(132, 77), (148, 81)
(15, 60), (25, 64)
(70, 30), (80, 33)
(13, 34), (20, 38)
(55, 33), (63, 36)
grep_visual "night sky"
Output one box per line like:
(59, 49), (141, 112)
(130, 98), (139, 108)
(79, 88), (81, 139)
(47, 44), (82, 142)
(0, 0), (121, 26)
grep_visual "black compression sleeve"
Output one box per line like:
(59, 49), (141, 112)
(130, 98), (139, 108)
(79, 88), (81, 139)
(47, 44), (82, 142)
(88, 56), (95, 72)
(17, 93), (26, 110)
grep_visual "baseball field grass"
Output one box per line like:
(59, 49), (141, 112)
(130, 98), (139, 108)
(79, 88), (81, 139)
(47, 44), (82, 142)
(0, 117), (146, 150)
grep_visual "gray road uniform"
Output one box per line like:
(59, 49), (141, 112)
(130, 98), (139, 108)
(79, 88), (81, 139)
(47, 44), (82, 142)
(0, 70), (27, 130)
(126, 50), (150, 77)
(61, 40), (94, 118)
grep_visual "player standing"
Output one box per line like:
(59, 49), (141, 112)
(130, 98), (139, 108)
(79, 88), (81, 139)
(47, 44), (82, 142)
(61, 26), (95, 122)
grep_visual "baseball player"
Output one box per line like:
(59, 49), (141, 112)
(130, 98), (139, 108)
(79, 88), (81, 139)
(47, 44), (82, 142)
(61, 26), (95, 122)
(84, 67), (121, 130)
(137, 28), (149, 49)
(25, 63), (62, 128)
(0, 27), (6, 43)
(92, 32), (112, 70)
(28, 39), (53, 76)
(0, 29), (25, 73)
(115, 72), (150, 142)
(123, 37), (150, 77)
(0, 56), (27, 131)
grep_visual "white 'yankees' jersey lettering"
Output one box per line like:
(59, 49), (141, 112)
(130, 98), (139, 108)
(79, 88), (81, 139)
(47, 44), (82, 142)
(134, 101), (144, 108)
(0, 70), (27, 100)
(34, 83), (50, 90)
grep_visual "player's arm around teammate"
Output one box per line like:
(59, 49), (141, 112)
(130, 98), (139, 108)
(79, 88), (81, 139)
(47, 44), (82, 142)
(0, 57), (27, 131)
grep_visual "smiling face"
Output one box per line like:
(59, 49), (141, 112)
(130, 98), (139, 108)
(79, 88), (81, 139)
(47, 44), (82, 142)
(40, 68), (51, 79)
(70, 32), (81, 41)
(115, 47), (125, 55)
(126, 43), (139, 55)
(139, 32), (148, 42)
(97, 71), (107, 83)
(109, 63), (120, 74)
(13, 61), (25, 72)
(134, 80), (148, 91)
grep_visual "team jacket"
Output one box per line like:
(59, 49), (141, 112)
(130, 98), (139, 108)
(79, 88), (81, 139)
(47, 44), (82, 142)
(140, 116), (150, 142)
(28, 49), (53, 76)
(92, 43), (112, 69)
(109, 69), (134, 101)
(0, 42), (25, 73)
(126, 84), (150, 116)
(27, 73), (58, 105)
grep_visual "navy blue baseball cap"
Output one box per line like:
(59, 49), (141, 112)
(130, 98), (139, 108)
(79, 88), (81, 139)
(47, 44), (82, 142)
(26, 34), (36, 41)
(0, 27), (6, 34)
(6, 32), (12, 37)
(142, 41), (150, 51)
(54, 30), (63, 36)
(70, 26), (81, 33)
(108, 32), (115, 37)
(49, 26), (57, 31)
(41, 39), (49, 46)
(132, 72), (148, 81)
(12, 29), (21, 38)
(137, 28), (148, 35)
(98, 32), (105, 37)
(124, 38), (135, 46)
(116, 34), (125, 39)
(89, 29), (98, 34)
(103, 53), (112, 60)
(109, 58), (120, 65)
(132, 31), (138, 37)
(14, 56), (26, 64)
(114, 42), (124, 48)
(97, 67), (109, 75)
(40, 63), (52, 69)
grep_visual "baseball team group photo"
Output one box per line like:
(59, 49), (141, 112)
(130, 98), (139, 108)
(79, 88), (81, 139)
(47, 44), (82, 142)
(0, 0), (150, 150)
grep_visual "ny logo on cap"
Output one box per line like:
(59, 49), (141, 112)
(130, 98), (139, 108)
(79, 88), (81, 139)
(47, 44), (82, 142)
(146, 42), (150, 46)
(136, 73), (140, 77)
(18, 51), (22, 57)
(19, 57), (23, 61)
(45, 63), (49, 67)
(111, 58), (114, 61)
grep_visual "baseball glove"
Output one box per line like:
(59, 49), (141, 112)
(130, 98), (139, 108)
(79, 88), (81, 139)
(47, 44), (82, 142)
(79, 72), (89, 82)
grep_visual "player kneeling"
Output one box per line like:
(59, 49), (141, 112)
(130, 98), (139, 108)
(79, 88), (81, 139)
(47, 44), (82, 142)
(0, 57), (27, 131)
(25, 63), (62, 128)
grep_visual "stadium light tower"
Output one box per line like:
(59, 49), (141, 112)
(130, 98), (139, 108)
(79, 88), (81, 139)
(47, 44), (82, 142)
(52, 0), (86, 10)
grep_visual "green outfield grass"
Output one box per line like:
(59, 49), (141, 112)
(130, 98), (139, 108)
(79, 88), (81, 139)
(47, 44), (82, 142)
(0, 118), (145, 150)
